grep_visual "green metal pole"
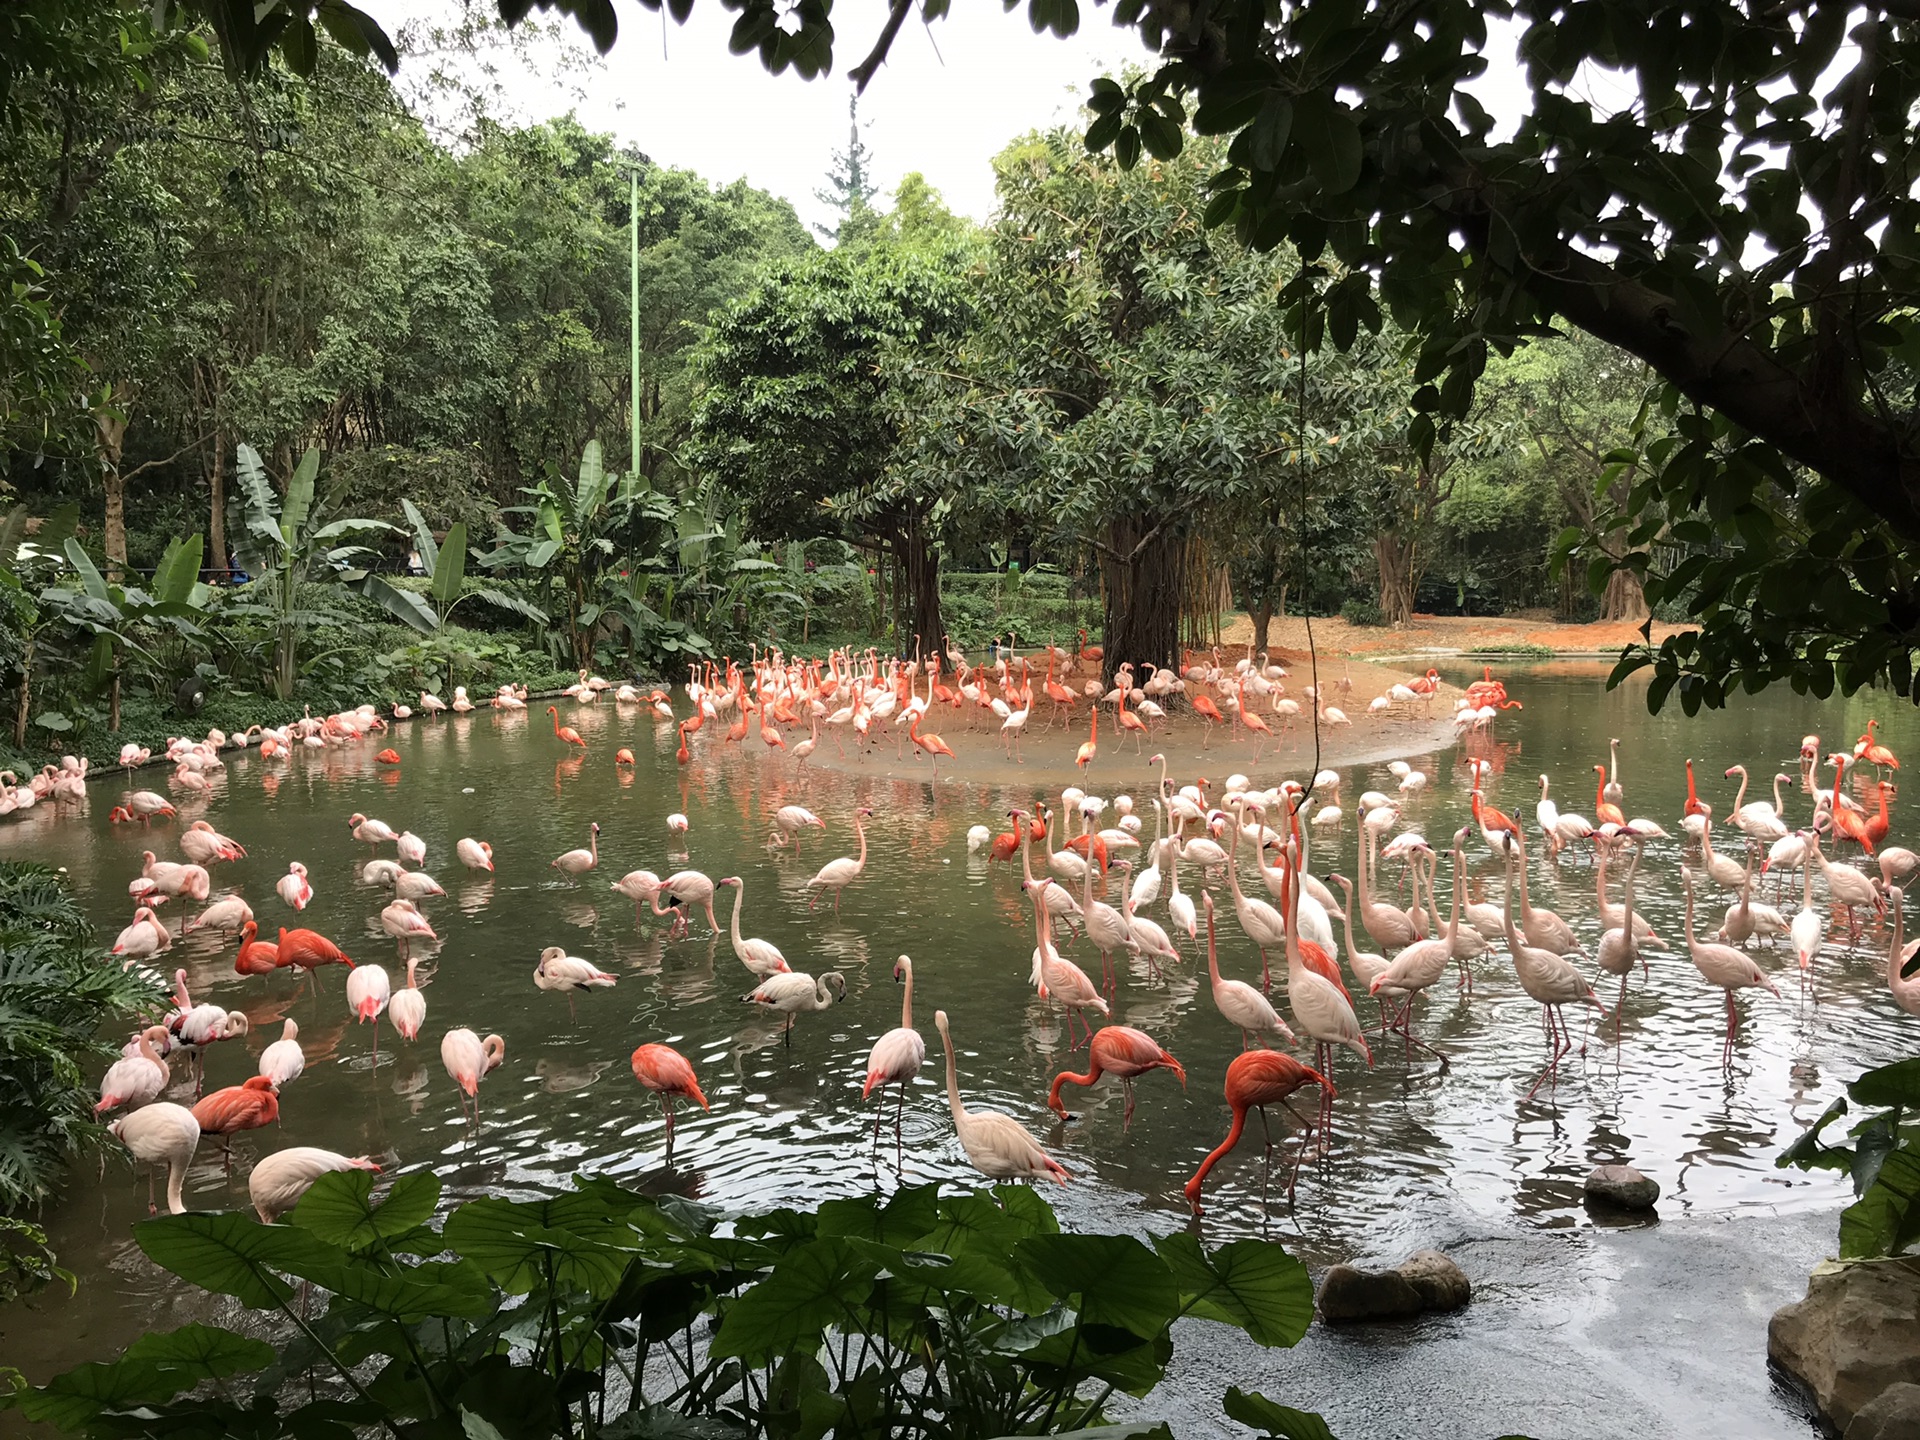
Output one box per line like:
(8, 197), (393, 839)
(630, 165), (640, 482)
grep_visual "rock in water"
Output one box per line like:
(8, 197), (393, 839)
(1769, 1257), (1920, 1433)
(1396, 1250), (1472, 1312)
(1318, 1251), (1471, 1324)
(1584, 1164), (1660, 1210)
(1847, 1383), (1920, 1440)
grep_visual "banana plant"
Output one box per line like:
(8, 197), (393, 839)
(398, 500), (547, 692)
(484, 441), (674, 670)
(0, 503), (77, 747)
(230, 444), (430, 699)
(38, 534), (206, 731)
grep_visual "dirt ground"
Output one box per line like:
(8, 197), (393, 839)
(1213, 611), (1691, 658)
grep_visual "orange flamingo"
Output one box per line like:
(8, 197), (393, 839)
(1182, 1048), (1332, 1214)
(908, 710), (956, 780)
(233, 920), (281, 977)
(1042, 652), (1077, 728)
(1855, 719), (1901, 775)
(1047, 1025), (1185, 1129)
(1191, 692), (1226, 749)
(675, 723), (691, 765)
(1116, 686), (1149, 752)
(1830, 754), (1876, 854)
(1866, 782), (1893, 849)
(191, 1076), (280, 1164)
(546, 706), (586, 749)
(1076, 708), (1099, 770)
(278, 927), (355, 988)
(630, 1042), (708, 1159)
(1593, 764), (1626, 827)
(1236, 677), (1273, 758)
(1684, 758), (1710, 821)
(1470, 786), (1522, 855)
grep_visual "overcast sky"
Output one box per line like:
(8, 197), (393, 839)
(368, 0), (1161, 236)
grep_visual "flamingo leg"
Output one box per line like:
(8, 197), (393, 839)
(894, 1085), (907, 1169)
(1122, 1077), (1136, 1131)
(664, 1097), (676, 1161)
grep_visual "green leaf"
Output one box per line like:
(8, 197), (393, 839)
(574, 440), (608, 530)
(134, 1211), (332, 1308)
(234, 444), (277, 525)
(33, 711), (72, 733)
(289, 1168), (441, 1255)
(1291, 92), (1363, 193)
(401, 498), (439, 577)
(526, 538), (561, 569)
(7, 1357), (181, 1428)
(1848, 1058), (1920, 1109)
(1014, 1233), (1178, 1335)
(603, 1403), (752, 1440)
(711, 1236), (881, 1363)
(61, 539), (110, 603)
(1778, 1096), (1853, 1173)
(1153, 1233), (1314, 1347)
(442, 1195), (637, 1298)
(1839, 1148), (1920, 1259)
(1223, 1388), (1340, 1440)
(0, 505), (27, 568)
(432, 522), (469, 606)
(124, 1323), (277, 1380)
(282, 447), (320, 544)
(355, 574), (438, 634)
(150, 534), (204, 607)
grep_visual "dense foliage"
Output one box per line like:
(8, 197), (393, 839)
(0, 862), (164, 1219)
(0, 1169), (1335, 1439)
(1780, 1052), (1920, 1261)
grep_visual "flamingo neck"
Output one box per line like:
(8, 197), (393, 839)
(900, 966), (913, 1030)
(166, 1151), (189, 1214)
(1188, 1105), (1249, 1196)
(1890, 895), (1906, 987)
(940, 1028), (965, 1123)
(729, 884), (745, 943)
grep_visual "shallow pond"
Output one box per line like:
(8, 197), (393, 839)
(2, 658), (1915, 1433)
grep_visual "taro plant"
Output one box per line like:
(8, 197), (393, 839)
(1, 1170), (1328, 1439)
(1779, 1054), (1920, 1259)
(230, 444), (433, 700)
(37, 534), (208, 731)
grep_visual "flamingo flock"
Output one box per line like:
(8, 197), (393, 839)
(26, 643), (1916, 1226)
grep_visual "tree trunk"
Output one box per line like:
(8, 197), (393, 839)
(1600, 567), (1649, 623)
(1098, 518), (1186, 687)
(1250, 598), (1274, 661)
(208, 428), (229, 575)
(14, 638), (31, 748)
(899, 514), (944, 655)
(96, 402), (130, 581)
(1375, 532), (1418, 627)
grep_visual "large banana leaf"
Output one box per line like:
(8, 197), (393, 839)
(353, 574), (437, 634)
(400, 499), (439, 578)
(281, 447), (319, 547)
(574, 440), (608, 530)
(149, 535), (205, 608)
(431, 522), (468, 606)
(61, 539), (112, 603)
(0, 506), (26, 568)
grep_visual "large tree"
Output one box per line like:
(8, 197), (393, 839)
(689, 243), (976, 649)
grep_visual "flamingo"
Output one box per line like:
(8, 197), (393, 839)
(534, 947), (618, 1019)
(1201, 892), (1294, 1049)
(184, 894), (253, 935)
(551, 822), (601, 877)
(862, 956), (926, 1164)
(258, 1019), (305, 1086)
(1725, 765), (1789, 843)
(805, 808), (872, 912)
(933, 1010), (1067, 1185)
(349, 813), (398, 847)
(95, 1026), (172, 1114)
(1026, 880), (1109, 1047)
(1789, 851), (1824, 992)
(653, 869), (721, 938)
(441, 1028), (506, 1125)
(769, 804), (824, 854)
(1855, 718), (1901, 776)
(742, 970), (847, 1044)
(546, 705), (587, 748)
(1683, 758), (1711, 835)
(276, 862), (313, 912)
(1047, 1025), (1184, 1130)
(278, 927), (355, 988)
(631, 1043), (709, 1159)
(1884, 887), (1920, 1019)
(1075, 708), (1098, 770)
(379, 898), (437, 959)
(719, 876), (791, 978)
(396, 831), (427, 867)
(1596, 845), (1646, 1033)
(1498, 833), (1601, 1099)
(1592, 765), (1625, 827)
(611, 869), (663, 921)
(1182, 1049), (1331, 1214)
(420, 690), (448, 718)
(191, 1076), (279, 1164)
(909, 710), (957, 780)
(1681, 870), (1780, 1064)
(345, 963), (392, 1057)
(456, 837), (494, 872)
(111, 906), (172, 962)
(108, 1103), (200, 1214)
(250, 1148), (381, 1223)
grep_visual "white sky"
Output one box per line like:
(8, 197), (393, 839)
(360, 3), (1665, 241)
(370, 0), (1161, 235)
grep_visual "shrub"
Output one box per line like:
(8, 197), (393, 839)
(0, 863), (165, 1220)
(1339, 596), (1385, 627)
(0, 1172), (1329, 1439)
(1463, 642), (1556, 658)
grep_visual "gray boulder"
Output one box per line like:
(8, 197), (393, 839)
(1318, 1251), (1471, 1324)
(1584, 1164), (1660, 1210)
(1847, 1383), (1920, 1440)
(1769, 1257), (1920, 1433)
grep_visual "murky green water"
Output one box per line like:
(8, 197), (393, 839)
(2, 659), (1915, 1411)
